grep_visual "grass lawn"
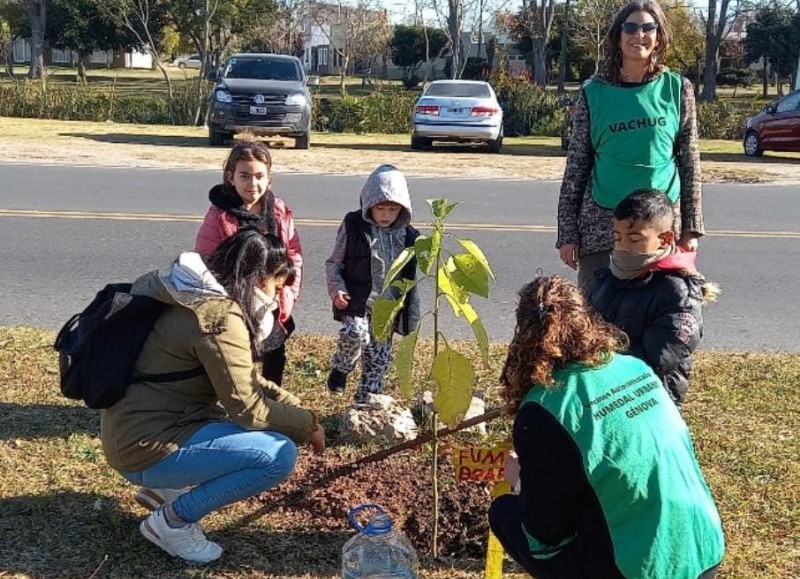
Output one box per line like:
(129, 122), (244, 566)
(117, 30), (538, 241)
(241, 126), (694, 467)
(0, 327), (798, 578)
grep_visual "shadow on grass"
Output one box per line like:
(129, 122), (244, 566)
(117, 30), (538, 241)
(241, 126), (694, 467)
(313, 141), (568, 157)
(0, 490), (350, 577)
(60, 132), (209, 148)
(0, 402), (98, 440)
(700, 151), (800, 164)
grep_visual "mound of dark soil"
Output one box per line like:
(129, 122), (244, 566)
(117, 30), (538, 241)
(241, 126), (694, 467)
(260, 449), (495, 557)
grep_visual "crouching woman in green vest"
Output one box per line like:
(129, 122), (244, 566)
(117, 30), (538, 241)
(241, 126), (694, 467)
(489, 275), (724, 579)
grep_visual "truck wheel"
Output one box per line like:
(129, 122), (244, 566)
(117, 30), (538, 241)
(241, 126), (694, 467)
(209, 126), (228, 146)
(295, 133), (310, 149)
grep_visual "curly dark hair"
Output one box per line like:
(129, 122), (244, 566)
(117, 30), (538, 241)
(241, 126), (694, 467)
(501, 275), (627, 410)
(602, 0), (672, 84)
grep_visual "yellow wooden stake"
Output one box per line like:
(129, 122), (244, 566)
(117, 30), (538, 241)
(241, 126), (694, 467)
(484, 480), (511, 579)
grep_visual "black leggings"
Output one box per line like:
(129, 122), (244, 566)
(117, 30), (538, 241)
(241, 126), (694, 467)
(489, 494), (720, 579)
(260, 316), (295, 386)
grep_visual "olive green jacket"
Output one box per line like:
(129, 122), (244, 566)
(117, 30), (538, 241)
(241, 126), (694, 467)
(100, 270), (314, 472)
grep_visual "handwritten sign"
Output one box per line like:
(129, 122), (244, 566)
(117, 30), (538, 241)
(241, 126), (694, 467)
(453, 444), (512, 483)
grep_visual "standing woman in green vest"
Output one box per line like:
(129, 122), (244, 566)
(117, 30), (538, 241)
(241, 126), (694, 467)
(556, 0), (703, 295)
(489, 275), (724, 578)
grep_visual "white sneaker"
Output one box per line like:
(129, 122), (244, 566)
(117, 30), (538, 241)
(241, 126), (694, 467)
(139, 508), (223, 564)
(134, 487), (188, 511)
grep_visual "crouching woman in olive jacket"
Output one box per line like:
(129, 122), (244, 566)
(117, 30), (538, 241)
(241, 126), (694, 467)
(100, 229), (325, 565)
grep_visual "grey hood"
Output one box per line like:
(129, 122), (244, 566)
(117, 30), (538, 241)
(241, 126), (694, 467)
(360, 164), (412, 229)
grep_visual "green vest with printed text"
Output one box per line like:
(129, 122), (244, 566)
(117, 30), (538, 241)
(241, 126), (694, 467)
(521, 354), (724, 579)
(584, 72), (682, 209)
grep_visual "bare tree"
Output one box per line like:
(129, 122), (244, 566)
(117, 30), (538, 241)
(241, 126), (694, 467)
(519, 0), (557, 86)
(23, 0), (45, 78)
(572, 0), (625, 75)
(701, 0), (735, 100)
(429, 0), (464, 78)
(556, 0), (572, 91)
(97, 0), (176, 120)
(311, 0), (389, 96)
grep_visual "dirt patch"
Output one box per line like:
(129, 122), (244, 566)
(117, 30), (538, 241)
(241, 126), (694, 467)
(258, 449), (493, 558)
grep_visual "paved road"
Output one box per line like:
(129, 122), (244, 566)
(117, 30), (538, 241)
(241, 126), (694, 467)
(1, 163), (798, 351)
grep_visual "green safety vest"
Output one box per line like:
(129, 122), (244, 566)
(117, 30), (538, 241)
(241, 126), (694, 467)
(521, 353), (724, 578)
(584, 72), (682, 209)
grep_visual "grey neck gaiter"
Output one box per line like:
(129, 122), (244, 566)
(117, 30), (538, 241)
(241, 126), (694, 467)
(610, 244), (674, 280)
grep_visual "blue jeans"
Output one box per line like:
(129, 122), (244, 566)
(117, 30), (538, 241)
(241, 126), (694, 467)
(121, 421), (298, 523)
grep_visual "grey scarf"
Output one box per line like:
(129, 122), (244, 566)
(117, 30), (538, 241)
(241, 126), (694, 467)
(610, 244), (674, 280)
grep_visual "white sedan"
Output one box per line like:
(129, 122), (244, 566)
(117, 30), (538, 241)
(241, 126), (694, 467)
(411, 80), (504, 153)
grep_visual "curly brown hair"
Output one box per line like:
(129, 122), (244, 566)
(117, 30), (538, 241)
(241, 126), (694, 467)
(501, 275), (627, 409)
(602, 0), (672, 84)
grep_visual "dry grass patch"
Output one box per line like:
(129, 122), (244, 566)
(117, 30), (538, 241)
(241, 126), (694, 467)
(0, 328), (798, 578)
(2, 117), (800, 183)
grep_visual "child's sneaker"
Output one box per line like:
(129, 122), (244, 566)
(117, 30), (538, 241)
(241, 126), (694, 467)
(134, 487), (188, 511)
(140, 507), (222, 564)
(327, 369), (347, 394)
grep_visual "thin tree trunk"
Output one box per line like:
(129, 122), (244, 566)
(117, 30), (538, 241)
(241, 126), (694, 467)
(26, 0), (46, 79)
(762, 55), (768, 98)
(557, 0), (571, 92)
(531, 37), (547, 86)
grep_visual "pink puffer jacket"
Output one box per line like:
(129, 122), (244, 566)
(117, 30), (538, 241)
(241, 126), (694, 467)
(195, 197), (302, 322)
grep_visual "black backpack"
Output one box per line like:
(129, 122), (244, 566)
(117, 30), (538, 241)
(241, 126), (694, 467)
(54, 283), (203, 409)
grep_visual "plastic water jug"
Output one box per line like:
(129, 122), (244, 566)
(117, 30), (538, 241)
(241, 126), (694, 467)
(341, 504), (419, 579)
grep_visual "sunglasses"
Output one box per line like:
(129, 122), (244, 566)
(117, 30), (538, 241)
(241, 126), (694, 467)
(621, 21), (659, 34)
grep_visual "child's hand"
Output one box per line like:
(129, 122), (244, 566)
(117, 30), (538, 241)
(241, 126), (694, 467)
(333, 291), (350, 310)
(309, 425), (326, 454)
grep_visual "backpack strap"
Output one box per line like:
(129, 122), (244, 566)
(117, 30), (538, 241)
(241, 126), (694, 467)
(132, 366), (206, 384)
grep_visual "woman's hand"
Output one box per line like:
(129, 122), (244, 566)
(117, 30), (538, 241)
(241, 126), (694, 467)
(678, 232), (700, 252)
(333, 291), (350, 310)
(504, 450), (520, 487)
(309, 424), (326, 454)
(559, 244), (580, 270)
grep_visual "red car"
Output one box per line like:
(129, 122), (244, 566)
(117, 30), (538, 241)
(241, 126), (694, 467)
(743, 89), (800, 157)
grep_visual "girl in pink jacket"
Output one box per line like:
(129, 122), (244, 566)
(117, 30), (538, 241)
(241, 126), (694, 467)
(195, 140), (302, 386)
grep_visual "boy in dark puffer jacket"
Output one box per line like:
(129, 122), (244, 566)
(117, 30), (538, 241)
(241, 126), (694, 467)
(591, 188), (719, 407)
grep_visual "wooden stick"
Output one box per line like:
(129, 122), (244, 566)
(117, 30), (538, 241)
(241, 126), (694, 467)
(354, 405), (512, 465)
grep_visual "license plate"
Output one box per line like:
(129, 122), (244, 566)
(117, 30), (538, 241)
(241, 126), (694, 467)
(449, 107), (463, 114)
(249, 106), (267, 115)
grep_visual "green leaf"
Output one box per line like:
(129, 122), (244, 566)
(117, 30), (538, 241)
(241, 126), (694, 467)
(457, 238), (495, 280)
(370, 297), (403, 342)
(381, 246), (415, 294)
(431, 347), (475, 427)
(455, 302), (490, 367)
(395, 329), (419, 399)
(427, 197), (458, 221)
(414, 235), (433, 276)
(450, 253), (490, 298)
(438, 262), (468, 305)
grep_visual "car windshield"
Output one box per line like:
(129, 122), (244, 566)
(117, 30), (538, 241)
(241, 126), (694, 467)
(425, 83), (491, 98)
(223, 58), (301, 81)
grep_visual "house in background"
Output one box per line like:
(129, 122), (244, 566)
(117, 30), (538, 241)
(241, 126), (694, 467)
(11, 38), (153, 69)
(301, 1), (387, 76)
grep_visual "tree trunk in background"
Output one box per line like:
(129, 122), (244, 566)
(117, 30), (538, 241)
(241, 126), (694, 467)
(531, 36), (547, 85)
(557, 0), (571, 92)
(701, 0), (731, 100)
(25, 0), (46, 79)
(448, 4), (461, 78)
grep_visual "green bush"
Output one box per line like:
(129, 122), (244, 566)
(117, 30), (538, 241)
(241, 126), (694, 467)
(696, 99), (754, 140)
(312, 89), (415, 133)
(490, 70), (564, 137)
(0, 76), (763, 142)
(0, 79), (208, 125)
